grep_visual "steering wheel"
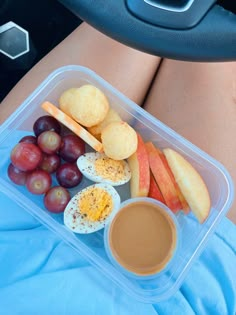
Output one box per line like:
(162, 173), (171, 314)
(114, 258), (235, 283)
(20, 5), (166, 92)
(59, 0), (236, 62)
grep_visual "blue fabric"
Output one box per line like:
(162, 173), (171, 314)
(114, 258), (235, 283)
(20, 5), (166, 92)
(0, 191), (235, 315)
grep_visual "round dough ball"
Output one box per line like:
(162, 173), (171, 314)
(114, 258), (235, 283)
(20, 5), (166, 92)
(59, 85), (109, 127)
(87, 108), (122, 141)
(101, 121), (137, 160)
(59, 87), (77, 116)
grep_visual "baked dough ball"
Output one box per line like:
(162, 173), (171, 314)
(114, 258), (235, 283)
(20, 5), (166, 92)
(59, 85), (109, 127)
(87, 108), (122, 141)
(101, 121), (137, 160)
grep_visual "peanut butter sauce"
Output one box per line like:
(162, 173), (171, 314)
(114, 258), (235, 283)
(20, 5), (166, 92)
(109, 201), (177, 275)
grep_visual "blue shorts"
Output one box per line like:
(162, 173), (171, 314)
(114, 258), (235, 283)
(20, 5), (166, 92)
(0, 190), (235, 315)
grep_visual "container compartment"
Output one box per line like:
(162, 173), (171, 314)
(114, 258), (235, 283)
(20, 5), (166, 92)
(0, 66), (233, 303)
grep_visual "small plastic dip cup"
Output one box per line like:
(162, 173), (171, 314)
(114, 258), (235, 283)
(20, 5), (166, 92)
(104, 197), (180, 279)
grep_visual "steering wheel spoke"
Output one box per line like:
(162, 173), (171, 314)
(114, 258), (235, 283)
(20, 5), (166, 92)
(59, 0), (236, 61)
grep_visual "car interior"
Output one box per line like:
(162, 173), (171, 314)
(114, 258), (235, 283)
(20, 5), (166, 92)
(0, 0), (82, 102)
(0, 1), (235, 311)
(1, 0), (236, 104)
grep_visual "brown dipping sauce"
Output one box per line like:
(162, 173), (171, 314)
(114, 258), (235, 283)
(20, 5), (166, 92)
(109, 200), (177, 276)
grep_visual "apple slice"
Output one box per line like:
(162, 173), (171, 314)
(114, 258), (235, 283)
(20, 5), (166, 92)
(145, 142), (182, 213)
(163, 148), (211, 223)
(158, 150), (190, 214)
(148, 172), (165, 204)
(127, 134), (150, 198)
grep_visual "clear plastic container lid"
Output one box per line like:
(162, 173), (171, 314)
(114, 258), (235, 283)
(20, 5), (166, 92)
(0, 65), (234, 303)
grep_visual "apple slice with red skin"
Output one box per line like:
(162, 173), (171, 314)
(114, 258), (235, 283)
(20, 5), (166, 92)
(148, 171), (165, 203)
(163, 148), (211, 223)
(145, 142), (182, 213)
(127, 133), (150, 198)
(156, 148), (190, 214)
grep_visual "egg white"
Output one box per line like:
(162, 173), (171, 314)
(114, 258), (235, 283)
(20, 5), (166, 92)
(77, 152), (131, 186)
(64, 183), (121, 234)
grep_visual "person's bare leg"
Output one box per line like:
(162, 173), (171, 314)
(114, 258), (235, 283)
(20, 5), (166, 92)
(0, 23), (160, 124)
(144, 60), (236, 223)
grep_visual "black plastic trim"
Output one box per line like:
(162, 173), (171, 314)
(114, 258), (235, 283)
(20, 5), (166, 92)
(59, 0), (236, 62)
(127, 0), (216, 29)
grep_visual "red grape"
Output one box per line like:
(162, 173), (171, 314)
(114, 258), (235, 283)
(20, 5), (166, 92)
(19, 135), (37, 145)
(33, 115), (61, 136)
(10, 142), (43, 171)
(59, 134), (85, 163)
(26, 170), (52, 194)
(7, 163), (28, 185)
(44, 186), (71, 213)
(37, 131), (61, 154)
(39, 153), (61, 173)
(56, 163), (83, 188)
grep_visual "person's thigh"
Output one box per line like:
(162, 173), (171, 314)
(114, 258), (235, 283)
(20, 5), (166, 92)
(0, 23), (160, 124)
(144, 60), (236, 223)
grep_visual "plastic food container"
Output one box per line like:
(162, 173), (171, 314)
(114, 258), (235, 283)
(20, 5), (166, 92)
(0, 66), (234, 303)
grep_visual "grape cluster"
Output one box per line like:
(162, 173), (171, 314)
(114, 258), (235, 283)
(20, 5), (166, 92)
(8, 115), (86, 213)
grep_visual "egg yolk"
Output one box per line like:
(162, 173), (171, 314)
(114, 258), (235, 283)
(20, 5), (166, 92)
(78, 186), (113, 222)
(94, 157), (125, 182)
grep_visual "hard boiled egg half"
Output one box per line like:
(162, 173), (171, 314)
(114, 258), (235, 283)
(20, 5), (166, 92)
(77, 152), (131, 186)
(64, 183), (120, 233)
